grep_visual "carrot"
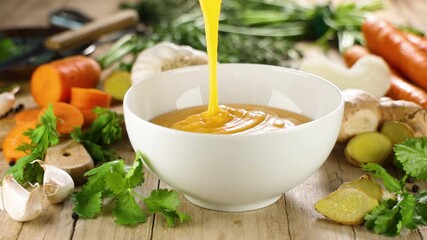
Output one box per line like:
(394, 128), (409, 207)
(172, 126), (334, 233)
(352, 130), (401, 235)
(362, 19), (427, 91)
(14, 108), (41, 125)
(30, 55), (101, 107)
(2, 121), (37, 163)
(70, 88), (111, 126)
(39, 102), (84, 135)
(343, 45), (427, 109)
(402, 32), (427, 53)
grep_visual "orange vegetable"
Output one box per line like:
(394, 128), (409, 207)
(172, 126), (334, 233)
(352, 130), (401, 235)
(402, 32), (427, 53)
(30, 55), (101, 107)
(343, 45), (427, 109)
(362, 19), (427, 91)
(40, 102), (84, 135)
(14, 109), (41, 125)
(70, 88), (111, 126)
(2, 121), (37, 163)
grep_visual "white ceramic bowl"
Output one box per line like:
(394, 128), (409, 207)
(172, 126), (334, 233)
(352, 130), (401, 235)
(124, 64), (344, 211)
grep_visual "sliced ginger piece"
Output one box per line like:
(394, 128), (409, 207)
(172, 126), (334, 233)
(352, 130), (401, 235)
(380, 121), (415, 144)
(345, 131), (393, 167)
(315, 188), (379, 225)
(103, 70), (131, 101)
(338, 175), (383, 202)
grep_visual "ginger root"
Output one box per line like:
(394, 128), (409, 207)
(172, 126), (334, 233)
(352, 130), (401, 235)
(337, 89), (382, 143)
(380, 97), (427, 137)
(345, 131), (394, 167)
(315, 188), (379, 225)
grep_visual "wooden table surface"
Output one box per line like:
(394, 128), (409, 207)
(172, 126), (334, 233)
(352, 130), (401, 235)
(1, 0), (427, 239)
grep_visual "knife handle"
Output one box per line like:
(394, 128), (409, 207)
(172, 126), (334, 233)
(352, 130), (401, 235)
(44, 9), (139, 51)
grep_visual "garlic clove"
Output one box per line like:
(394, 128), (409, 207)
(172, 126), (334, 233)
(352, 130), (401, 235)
(0, 86), (20, 116)
(2, 174), (43, 222)
(131, 42), (208, 85)
(33, 160), (75, 204)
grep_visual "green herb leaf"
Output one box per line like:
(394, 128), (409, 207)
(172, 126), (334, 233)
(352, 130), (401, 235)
(125, 152), (144, 188)
(415, 192), (427, 225)
(71, 108), (123, 163)
(72, 154), (189, 226)
(113, 191), (147, 226)
(144, 189), (191, 227)
(362, 163), (403, 193)
(72, 190), (103, 218)
(364, 193), (417, 236)
(394, 137), (427, 180)
(7, 104), (59, 184)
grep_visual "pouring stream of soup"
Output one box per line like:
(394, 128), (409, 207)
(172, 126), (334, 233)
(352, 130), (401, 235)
(152, 0), (310, 134)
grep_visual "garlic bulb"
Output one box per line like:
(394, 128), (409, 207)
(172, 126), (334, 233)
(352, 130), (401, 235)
(34, 160), (75, 204)
(0, 86), (19, 116)
(1, 174), (43, 222)
(131, 42), (208, 85)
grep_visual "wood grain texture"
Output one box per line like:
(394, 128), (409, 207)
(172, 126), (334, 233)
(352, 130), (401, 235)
(1, 0), (427, 239)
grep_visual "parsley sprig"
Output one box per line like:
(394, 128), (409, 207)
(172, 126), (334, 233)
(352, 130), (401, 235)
(72, 151), (190, 227)
(7, 104), (59, 183)
(71, 107), (123, 163)
(361, 137), (427, 236)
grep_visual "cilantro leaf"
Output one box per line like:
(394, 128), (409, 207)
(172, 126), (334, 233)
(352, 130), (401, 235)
(364, 199), (401, 236)
(113, 191), (147, 226)
(105, 171), (127, 195)
(71, 108), (123, 163)
(7, 153), (40, 182)
(364, 193), (417, 236)
(72, 154), (189, 226)
(394, 137), (427, 180)
(362, 163), (403, 193)
(125, 152), (144, 188)
(7, 104), (59, 184)
(415, 192), (427, 225)
(144, 189), (190, 226)
(72, 190), (103, 218)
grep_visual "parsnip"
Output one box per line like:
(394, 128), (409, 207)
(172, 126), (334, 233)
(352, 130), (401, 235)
(300, 55), (390, 98)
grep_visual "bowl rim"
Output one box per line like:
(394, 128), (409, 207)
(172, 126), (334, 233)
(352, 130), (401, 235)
(124, 63), (344, 139)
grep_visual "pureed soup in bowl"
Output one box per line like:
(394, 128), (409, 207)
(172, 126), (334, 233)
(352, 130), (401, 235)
(123, 63), (344, 211)
(124, 0), (343, 211)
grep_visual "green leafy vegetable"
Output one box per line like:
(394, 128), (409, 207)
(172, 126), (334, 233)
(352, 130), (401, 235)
(101, 0), (382, 70)
(71, 107), (123, 162)
(362, 161), (427, 236)
(394, 137), (427, 180)
(7, 104), (59, 183)
(72, 152), (190, 227)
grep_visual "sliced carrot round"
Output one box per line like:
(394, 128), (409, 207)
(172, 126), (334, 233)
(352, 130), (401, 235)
(2, 121), (37, 163)
(15, 108), (41, 125)
(40, 102), (84, 135)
